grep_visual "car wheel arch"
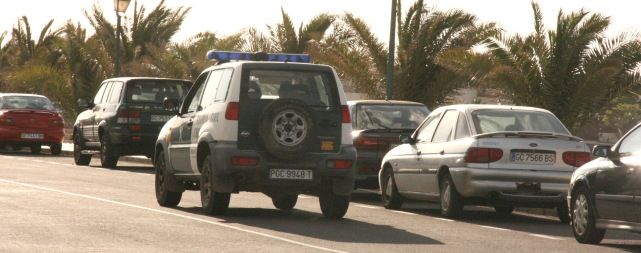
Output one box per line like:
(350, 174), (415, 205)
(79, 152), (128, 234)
(196, 141), (211, 172)
(437, 166), (451, 182)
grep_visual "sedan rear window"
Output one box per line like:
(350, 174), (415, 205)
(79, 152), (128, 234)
(0, 96), (54, 110)
(471, 109), (569, 134)
(126, 80), (190, 104)
(354, 104), (429, 130)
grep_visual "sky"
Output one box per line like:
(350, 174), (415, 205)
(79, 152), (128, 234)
(1, 0), (640, 46)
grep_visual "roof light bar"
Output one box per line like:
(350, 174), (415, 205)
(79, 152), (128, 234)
(206, 50), (310, 63)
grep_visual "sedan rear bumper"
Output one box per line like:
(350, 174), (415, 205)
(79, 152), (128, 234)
(0, 126), (64, 144)
(449, 167), (572, 205)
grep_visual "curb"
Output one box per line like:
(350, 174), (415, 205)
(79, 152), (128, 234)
(45, 144), (152, 165)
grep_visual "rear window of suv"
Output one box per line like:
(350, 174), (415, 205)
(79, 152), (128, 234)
(126, 80), (190, 104)
(245, 69), (336, 107)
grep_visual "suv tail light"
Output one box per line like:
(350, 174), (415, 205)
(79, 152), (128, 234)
(464, 147), (503, 163)
(225, 102), (239, 120)
(327, 159), (352, 169)
(231, 156), (258, 166)
(117, 110), (141, 124)
(341, 105), (350, 123)
(563, 151), (591, 167)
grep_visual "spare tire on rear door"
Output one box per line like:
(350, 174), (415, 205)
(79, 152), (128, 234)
(258, 99), (315, 161)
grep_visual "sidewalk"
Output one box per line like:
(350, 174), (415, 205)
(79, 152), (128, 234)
(47, 142), (152, 164)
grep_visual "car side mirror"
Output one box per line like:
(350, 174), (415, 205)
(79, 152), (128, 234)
(162, 97), (180, 114)
(77, 98), (92, 109)
(592, 145), (612, 158)
(399, 134), (413, 144)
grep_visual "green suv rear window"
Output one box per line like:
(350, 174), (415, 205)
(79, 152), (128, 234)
(126, 80), (189, 104)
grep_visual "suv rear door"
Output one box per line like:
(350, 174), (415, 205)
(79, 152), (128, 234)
(169, 74), (209, 174)
(237, 64), (343, 156)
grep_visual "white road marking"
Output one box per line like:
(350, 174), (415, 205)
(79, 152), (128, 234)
(0, 178), (350, 253)
(390, 210), (417, 216)
(354, 204), (381, 209)
(433, 217), (454, 222)
(479, 225), (509, 231)
(529, 233), (563, 240)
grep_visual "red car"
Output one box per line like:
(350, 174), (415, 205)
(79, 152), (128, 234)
(0, 93), (64, 154)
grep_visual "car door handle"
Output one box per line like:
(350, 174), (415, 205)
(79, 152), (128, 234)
(187, 120), (193, 127)
(416, 151), (422, 155)
(440, 150), (445, 155)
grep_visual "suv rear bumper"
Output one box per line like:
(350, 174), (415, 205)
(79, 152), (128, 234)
(209, 141), (356, 196)
(108, 126), (158, 156)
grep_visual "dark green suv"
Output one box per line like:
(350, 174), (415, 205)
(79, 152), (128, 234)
(73, 77), (191, 168)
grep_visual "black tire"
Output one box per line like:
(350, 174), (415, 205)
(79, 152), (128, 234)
(319, 179), (350, 219)
(557, 202), (570, 224)
(100, 134), (118, 168)
(258, 99), (314, 161)
(381, 167), (403, 209)
(73, 132), (91, 166)
(50, 143), (62, 155)
(155, 151), (183, 207)
(571, 186), (606, 244)
(439, 173), (464, 218)
(494, 205), (514, 215)
(200, 155), (230, 215)
(30, 145), (41, 154)
(272, 194), (298, 210)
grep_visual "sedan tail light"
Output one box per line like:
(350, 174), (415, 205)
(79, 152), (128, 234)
(562, 151), (591, 167)
(464, 147), (503, 163)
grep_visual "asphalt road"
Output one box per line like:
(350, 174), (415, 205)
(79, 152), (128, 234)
(1, 151), (640, 253)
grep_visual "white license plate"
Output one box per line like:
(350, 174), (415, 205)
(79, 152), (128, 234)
(269, 169), (313, 180)
(21, 133), (44, 139)
(150, 115), (173, 122)
(511, 152), (555, 165)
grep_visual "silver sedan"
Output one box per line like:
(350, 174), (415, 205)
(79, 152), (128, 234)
(379, 104), (591, 222)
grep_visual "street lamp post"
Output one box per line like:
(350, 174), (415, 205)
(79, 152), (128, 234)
(386, 0), (397, 100)
(114, 0), (131, 77)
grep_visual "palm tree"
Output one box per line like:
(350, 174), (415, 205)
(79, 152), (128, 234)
(309, 0), (498, 108)
(84, 0), (190, 76)
(242, 9), (335, 54)
(155, 32), (244, 79)
(484, 2), (641, 130)
(5, 16), (62, 67)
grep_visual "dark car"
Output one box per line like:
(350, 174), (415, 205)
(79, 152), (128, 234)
(568, 122), (641, 244)
(73, 77), (191, 168)
(348, 100), (429, 189)
(0, 93), (64, 155)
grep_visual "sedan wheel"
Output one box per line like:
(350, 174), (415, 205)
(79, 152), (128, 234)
(381, 167), (403, 209)
(439, 173), (464, 218)
(571, 186), (605, 244)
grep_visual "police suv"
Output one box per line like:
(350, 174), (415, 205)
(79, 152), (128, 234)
(154, 51), (356, 218)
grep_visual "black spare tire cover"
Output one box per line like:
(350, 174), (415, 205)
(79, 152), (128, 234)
(258, 99), (315, 160)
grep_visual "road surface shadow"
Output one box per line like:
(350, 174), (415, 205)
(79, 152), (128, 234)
(91, 165), (155, 175)
(349, 190), (641, 245)
(598, 242), (641, 252)
(175, 206), (442, 245)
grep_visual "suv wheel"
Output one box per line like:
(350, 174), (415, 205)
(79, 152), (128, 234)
(571, 186), (605, 244)
(73, 132), (91, 166)
(30, 144), (41, 154)
(258, 99), (314, 161)
(50, 143), (62, 155)
(557, 202), (570, 224)
(100, 134), (118, 168)
(272, 194), (298, 210)
(439, 173), (464, 218)
(200, 154), (230, 215)
(381, 167), (403, 209)
(155, 150), (183, 207)
(319, 179), (350, 219)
